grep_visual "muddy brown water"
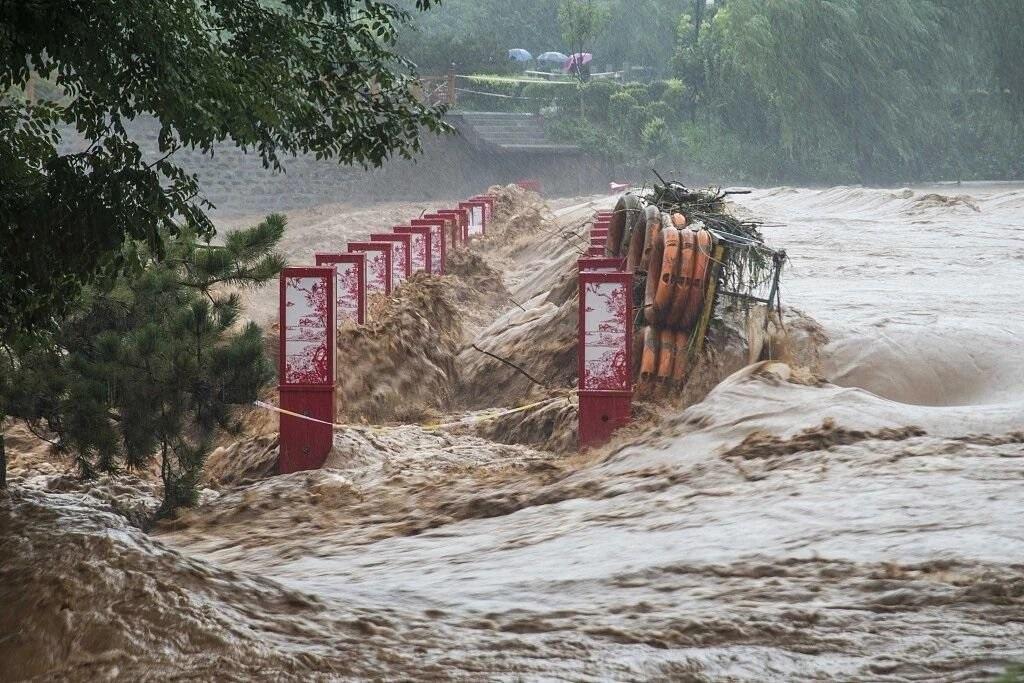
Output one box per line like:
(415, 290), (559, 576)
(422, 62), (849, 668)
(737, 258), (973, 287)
(3, 185), (1024, 681)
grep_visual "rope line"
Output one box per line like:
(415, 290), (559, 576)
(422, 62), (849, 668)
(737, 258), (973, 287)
(253, 397), (569, 432)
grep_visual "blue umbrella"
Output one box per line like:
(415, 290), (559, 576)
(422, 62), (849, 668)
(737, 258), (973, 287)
(507, 49), (533, 62)
(537, 51), (569, 64)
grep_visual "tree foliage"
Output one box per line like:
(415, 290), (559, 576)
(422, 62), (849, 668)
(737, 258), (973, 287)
(1, 217), (287, 513)
(545, 0), (1024, 184)
(0, 0), (446, 341)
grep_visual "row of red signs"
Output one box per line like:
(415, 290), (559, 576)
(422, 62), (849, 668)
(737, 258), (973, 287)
(279, 195), (495, 388)
(277, 193), (496, 474)
(578, 210), (633, 449)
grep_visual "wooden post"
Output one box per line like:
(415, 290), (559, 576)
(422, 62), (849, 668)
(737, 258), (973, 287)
(447, 64), (456, 106)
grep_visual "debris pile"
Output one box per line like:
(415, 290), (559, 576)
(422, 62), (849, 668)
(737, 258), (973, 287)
(604, 181), (786, 393)
(335, 273), (463, 423)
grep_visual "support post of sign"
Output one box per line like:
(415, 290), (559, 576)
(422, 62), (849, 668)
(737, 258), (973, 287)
(577, 267), (633, 450)
(279, 266), (336, 473)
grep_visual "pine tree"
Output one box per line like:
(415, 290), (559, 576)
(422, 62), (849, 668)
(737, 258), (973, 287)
(1, 215), (286, 514)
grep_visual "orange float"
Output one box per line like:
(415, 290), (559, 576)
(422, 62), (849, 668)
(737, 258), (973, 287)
(667, 228), (696, 328)
(642, 219), (664, 325)
(653, 226), (680, 321)
(607, 194), (646, 261)
(682, 228), (713, 330)
(640, 325), (659, 377)
(671, 330), (690, 383)
(638, 206), (661, 272)
(625, 206), (649, 272)
(671, 212), (687, 228)
(657, 328), (675, 379)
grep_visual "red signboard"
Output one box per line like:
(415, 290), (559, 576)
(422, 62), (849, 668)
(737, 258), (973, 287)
(315, 252), (366, 325)
(458, 202), (478, 241)
(471, 195), (494, 224)
(577, 270), (633, 449)
(370, 233), (412, 284)
(279, 266), (336, 473)
(411, 218), (446, 274)
(432, 210), (466, 246)
(465, 198), (488, 237)
(347, 242), (393, 296)
(280, 267), (335, 386)
(578, 257), (625, 272)
(393, 225), (432, 274)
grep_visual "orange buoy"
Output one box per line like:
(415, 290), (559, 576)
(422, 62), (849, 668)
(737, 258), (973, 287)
(638, 206), (661, 272)
(642, 222), (664, 325)
(625, 205), (650, 272)
(671, 329), (690, 383)
(640, 325), (659, 377)
(653, 226), (680, 321)
(667, 228), (696, 328)
(656, 328), (675, 379)
(671, 212), (687, 228)
(682, 229), (713, 330)
(632, 325), (646, 380)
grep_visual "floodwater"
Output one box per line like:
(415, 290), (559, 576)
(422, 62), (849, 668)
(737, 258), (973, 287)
(3, 184), (1024, 681)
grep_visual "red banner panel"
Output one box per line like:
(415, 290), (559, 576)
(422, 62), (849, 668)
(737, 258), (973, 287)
(393, 225), (432, 274)
(577, 257), (625, 272)
(347, 242), (394, 296)
(411, 218), (446, 274)
(432, 210), (466, 246)
(577, 270), (633, 450)
(471, 195), (494, 224)
(314, 252), (366, 326)
(370, 233), (413, 284)
(280, 267), (335, 386)
(465, 198), (488, 237)
(278, 266), (336, 473)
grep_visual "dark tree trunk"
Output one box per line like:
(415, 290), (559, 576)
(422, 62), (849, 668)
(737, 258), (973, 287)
(693, 0), (706, 43)
(1, 432), (7, 489)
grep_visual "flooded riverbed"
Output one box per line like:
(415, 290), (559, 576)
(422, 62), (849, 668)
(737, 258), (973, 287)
(3, 184), (1023, 681)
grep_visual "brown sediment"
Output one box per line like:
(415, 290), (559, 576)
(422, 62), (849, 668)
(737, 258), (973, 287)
(722, 417), (927, 461)
(7, 183), (1024, 682)
(335, 272), (463, 423)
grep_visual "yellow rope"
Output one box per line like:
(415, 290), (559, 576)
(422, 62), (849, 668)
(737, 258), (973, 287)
(253, 396), (570, 433)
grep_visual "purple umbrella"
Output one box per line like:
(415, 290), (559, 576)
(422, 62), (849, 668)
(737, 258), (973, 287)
(563, 52), (593, 73)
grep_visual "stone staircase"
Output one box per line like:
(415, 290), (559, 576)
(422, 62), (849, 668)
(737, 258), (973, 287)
(450, 112), (579, 154)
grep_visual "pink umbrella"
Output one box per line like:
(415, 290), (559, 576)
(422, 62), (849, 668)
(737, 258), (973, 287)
(563, 52), (593, 73)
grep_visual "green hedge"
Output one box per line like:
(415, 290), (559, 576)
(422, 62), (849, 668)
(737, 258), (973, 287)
(457, 75), (575, 112)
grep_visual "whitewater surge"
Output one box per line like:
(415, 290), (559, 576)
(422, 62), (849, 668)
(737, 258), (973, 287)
(4, 184), (1024, 681)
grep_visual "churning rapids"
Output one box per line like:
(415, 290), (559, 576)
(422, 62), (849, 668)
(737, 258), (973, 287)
(3, 184), (1024, 681)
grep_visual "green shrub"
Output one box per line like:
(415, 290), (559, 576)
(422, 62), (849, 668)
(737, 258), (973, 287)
(622, 81), (648, 101)
(641, 116), (670, 156)
(523, 81), (576, 113)
(581, 80), (622, 122)
(608, 91), (639, 132)
(626, 103), (654, 139)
